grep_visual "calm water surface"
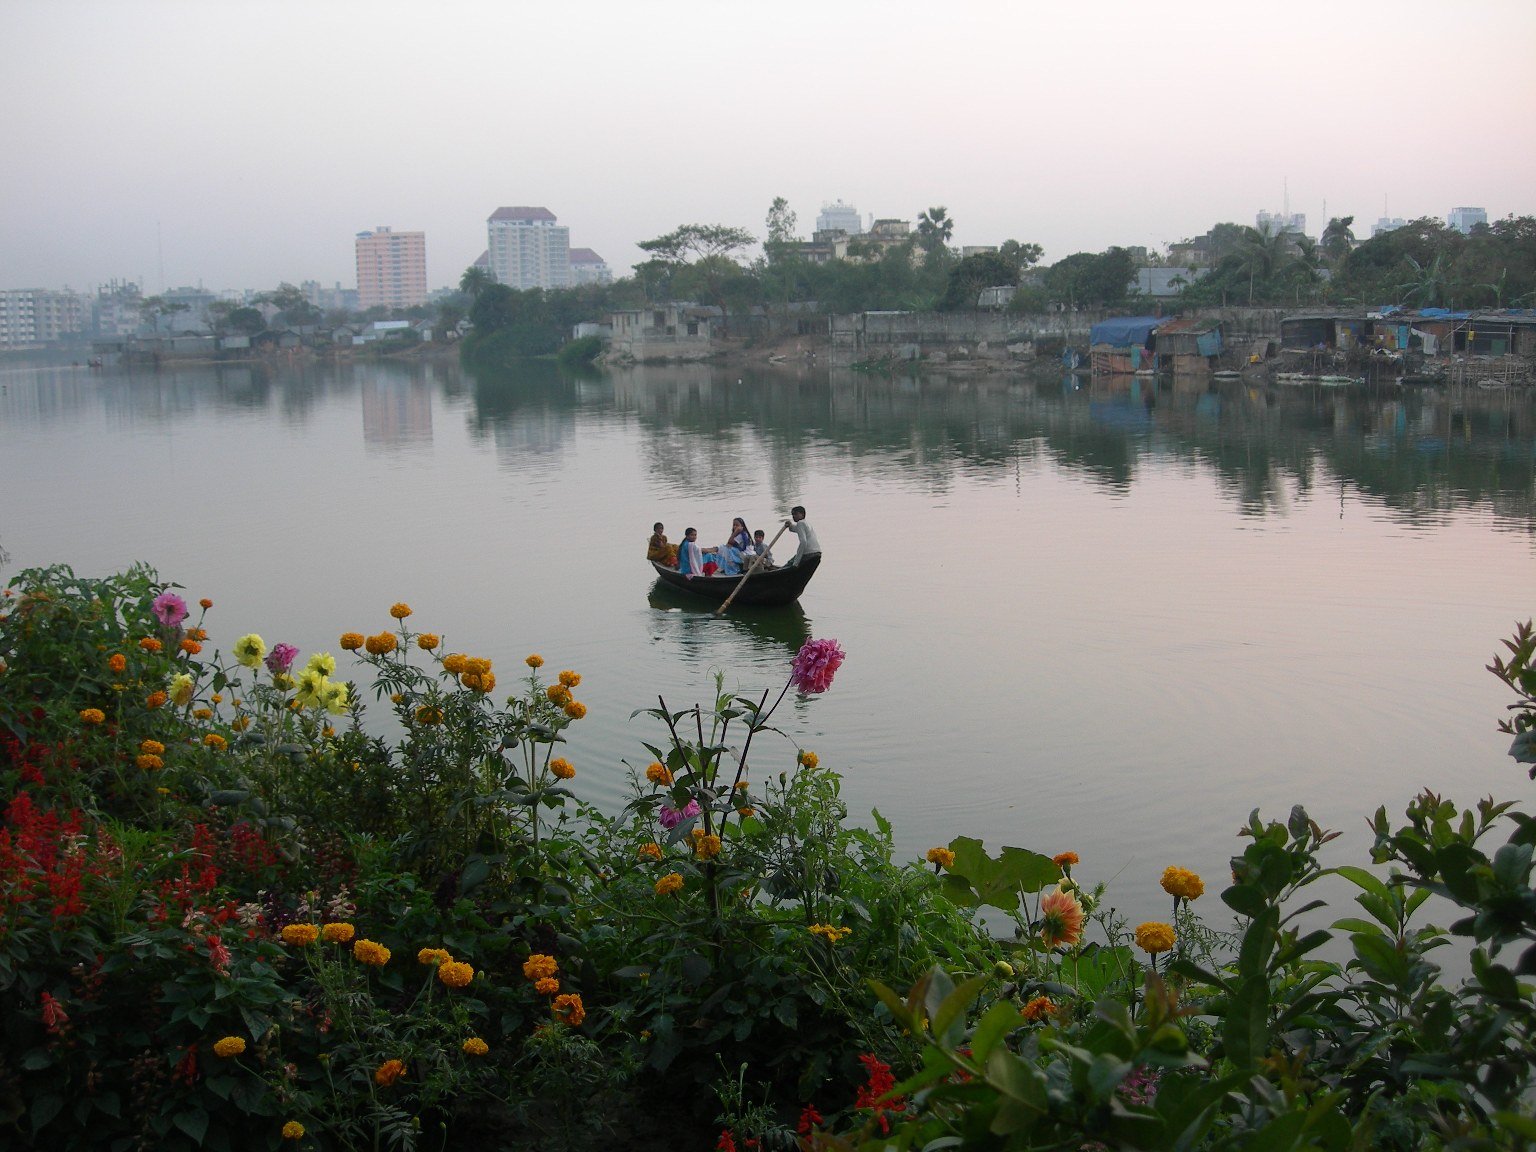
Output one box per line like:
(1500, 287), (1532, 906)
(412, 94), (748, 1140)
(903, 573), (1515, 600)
(3, 356), (1533, 927)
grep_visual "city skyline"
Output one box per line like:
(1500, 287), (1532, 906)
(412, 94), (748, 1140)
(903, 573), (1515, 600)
(4, 0), (1533, 295)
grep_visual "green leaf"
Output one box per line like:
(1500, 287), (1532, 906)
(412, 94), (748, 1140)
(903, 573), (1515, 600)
(970, 1000), (1023, 1062)
(1222, 884), (1268, 918)
(30, 1094), (64, 1132)
(1351, 933), (1410, 988)
(1222, 974), (1269, 1069)
(173, 1108), (210, 1144)
(931, 974), (988, 1047)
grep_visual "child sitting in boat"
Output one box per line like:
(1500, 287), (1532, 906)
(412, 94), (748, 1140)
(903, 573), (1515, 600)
(646, 522), (679, 566)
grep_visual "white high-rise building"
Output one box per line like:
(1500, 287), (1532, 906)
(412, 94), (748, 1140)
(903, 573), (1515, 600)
(1447, 207), (1487, 234)
(487, 206), (570, 290)
(815, 200), (863, 236)
(0, 288), (86, 347)
(568, 248), (613, 286)
(1256, 210), (1307, 237)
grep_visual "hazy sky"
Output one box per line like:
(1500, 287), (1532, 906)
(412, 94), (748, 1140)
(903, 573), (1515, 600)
(5, 0), (1533, 295)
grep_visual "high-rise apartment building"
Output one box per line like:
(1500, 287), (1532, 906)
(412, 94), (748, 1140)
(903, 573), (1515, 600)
(816, 200), (863, 236)
(1256, 210), (1307, 237)
(1447, 207), (1487, 234)
(568, 248), (612, 286)
(355, 227), (428, 311)
(0, 288), (87, 347)
(487, 207), (570, 290)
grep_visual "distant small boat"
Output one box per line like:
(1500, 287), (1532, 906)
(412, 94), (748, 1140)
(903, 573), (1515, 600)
(649, 554), (821, 608)
(1212, 369), (1242, 380)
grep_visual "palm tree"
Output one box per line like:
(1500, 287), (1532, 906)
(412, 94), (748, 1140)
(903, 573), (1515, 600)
(459, 265), (495, 298)
(1237, 223), (1292, 304)
(1321, 216), (1356, 266)
(916, 206), (954, 259)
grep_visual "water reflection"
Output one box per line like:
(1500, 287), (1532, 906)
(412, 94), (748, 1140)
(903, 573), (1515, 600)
(646, 582), (811, 660)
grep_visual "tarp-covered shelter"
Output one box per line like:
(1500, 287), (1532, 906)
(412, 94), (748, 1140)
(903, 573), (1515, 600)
(1089, 316), (1164, 375)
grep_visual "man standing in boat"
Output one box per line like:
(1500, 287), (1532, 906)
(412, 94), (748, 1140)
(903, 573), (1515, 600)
(782, 506), (821, 568)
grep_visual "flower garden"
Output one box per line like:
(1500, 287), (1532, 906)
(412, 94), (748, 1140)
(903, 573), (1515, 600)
(2, 562), (1535, 1151)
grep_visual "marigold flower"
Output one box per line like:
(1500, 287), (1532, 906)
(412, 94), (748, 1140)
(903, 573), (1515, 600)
(736, 807), (755, 818)
(79, 708), (106, 725)
(790, 637), (845, 694)
(374, 1059), (407, 1087)
(546, 683), (570, 704)
(926, 847), (955, 868)
(1135, 922), (1176, 955)
(552, 993), (585, 1027)
(1039, 885), (1085, 949)
(171, 673), (195, 707)
(389, 602), (412, 619)
(1053, 851), (1080, 869)
(213, 1036), (246, 1058)
(180, 638), (203, 655)
(414, 706), (443, 725)
(416, 633), (439, 650)
(549, 758), (575, 780)
(109, 653), (127, 672)
(339, 632), (364, 651)
(281, 924), (319, 946)
(1021, 996), (1057, 1022)
(638, 842), (663, 861)
(353, 939), (392, 966)
(525, 653), (544, 668)
(137, 754), (163, 771)
(522, 954), (558, 981)
(364, 632), (397, 655)
(461, 670), (496, 694)
(462, 1037), (489, 1057)
(458, 656), (488, 676)
(282, 1120), (304, 1140)
(798, 750), (818, 770)
(808, 923), (853, 942)
(139, 636), (163, 653)
(232, 634), (265, 668)
(534, 976), (560, 995)
(1160, 866), (1205, 902)
(231, 716), (250, 732)
(654, 872), (684, 896)
(691, 831), (723, 860)
(199, 597), (213, 609)
(442, 653), (468, 674)
(194, 708), (213, 720)
(645, 762), (673, 786)
(203, 733), (227, 751)
(563, 699), (587, 719)
(145, 690), (168, 710)
(209, 693), (221, 702)
(558, 670), (581, 688)
(321, 922), (355, 944)
(418, 947), (452, 967)
(435, 960), (474, 988)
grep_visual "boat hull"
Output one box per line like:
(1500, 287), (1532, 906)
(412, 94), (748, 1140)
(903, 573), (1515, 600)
(649, 553), (821, 607)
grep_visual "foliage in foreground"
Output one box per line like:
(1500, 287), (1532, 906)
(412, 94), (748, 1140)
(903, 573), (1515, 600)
(1, 564), (1534, 1151)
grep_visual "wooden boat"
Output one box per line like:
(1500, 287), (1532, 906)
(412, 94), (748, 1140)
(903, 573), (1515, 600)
(648, 553), (821, 608)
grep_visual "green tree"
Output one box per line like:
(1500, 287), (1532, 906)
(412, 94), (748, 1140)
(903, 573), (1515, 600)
(940, 251), (1019, 312)
(1321, 216), (1356, 266)
(459, 265), (495, 298)
(1043, 248), (1135, 308)
(255, 283), (322, 327)
(136, 295), (190, 333)
(226, 306), (265, 335)
(636, 223), (756, 331)
(998, 239), (1044, 277)
(916, 206), (954, 265)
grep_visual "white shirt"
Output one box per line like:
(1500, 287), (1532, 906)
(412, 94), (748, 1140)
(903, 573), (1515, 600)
(788, 518), (821, 564)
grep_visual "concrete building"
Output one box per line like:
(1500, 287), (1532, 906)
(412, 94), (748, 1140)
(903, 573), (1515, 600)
(1447, 206), (1488, 234)
(1371, 217), (1408, 238)
(569, 247), (613, 286)
(1256, 210), (1307, 237)
(0, 288), (87, 347)
(816, 200), (863, 236)
(355, 227), (429, 311)
(487, 206), (570, 290)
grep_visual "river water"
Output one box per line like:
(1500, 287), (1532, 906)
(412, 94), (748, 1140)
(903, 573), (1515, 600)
(2, 355), (1533, 927)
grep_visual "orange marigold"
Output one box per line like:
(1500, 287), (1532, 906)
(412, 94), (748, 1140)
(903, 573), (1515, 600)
(389, 603), (412, 619)
(461, 670), (496, 694)
(637, 842), (663, 861)
(546, 683), (570, 705)
(339, 632), (364, 651)
(199, 598), (214, 609)
(1135, 922), (1176, 955)
(442, 653), (468, 674)
(203, 734), (227, 751)
(108, 653), (127, 672)
(437, 961), (474, 988)
(416, 633), (440, 650)
(645, 762), (673, 786)
(145, 691), (168, 710)
(563, 700), (587, 719)
(1021, 996), (1057, 1022)
(79, 708), (106, 725)
(353, 939), (391, 966)
(321, 922), (355, 944)
(1053, 852), (1080, 869)
(139, 637), (162, 653)
(213, 1036), (247, 1058)
(525, 653), (544, 668)
(374, 1059), (407, 1087)
(549, 758), (575, 780)
(654, 872), (684, 896)
(534, 976), (560, 995)
(552, 993), (586, 1027)
(281, 924), (319, 946)
(418, 947), (452, 967)
(180, 639), (202, 655)
(462, 1037), (489, 1057)
(558, 670), (581, 688)
(523, 953), (559, 981)
(463, 656), (492, 676)
(926, 847), (955, 868)
(414, 706), (443, 725)
(364, 632), (397, 655)
(194, 708), (213, 720)
(1160, 866), (1205, 902)
(141, 739), (166, 757)
(136, 754), (163, 771)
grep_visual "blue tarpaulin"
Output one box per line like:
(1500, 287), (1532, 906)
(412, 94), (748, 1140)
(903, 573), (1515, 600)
(1089, 316), (1163, 347)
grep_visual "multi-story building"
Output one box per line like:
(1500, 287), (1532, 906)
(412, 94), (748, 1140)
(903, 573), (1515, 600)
(0, 288), (87, 347)
(568, 248), (613, 286)
(1256, 210), (1307, 237)
(486, 207), (570, 290)
(1447, 206), (1488, 234)
(816, 200), (863, 236)
(1371, 217), (1408, 238)
(355, 226), (429, 311)
(92, 282), (143, 337)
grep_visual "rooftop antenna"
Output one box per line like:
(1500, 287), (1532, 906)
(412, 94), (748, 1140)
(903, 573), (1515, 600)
(157, 221), (165, 293)
(1283, 177), (1289, 219)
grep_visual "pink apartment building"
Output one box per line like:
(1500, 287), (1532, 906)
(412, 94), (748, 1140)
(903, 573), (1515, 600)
(355, 227), (428, 311)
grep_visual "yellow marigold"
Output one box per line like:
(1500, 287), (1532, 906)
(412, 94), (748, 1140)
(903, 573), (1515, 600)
(364, 632), (397, 656)
(546, 683), (570, 704)
(736, 807), (755, 818)
(210, 692), (221, 702)
(137, 754), (164, 771)
(417, 947), (452, 967)
(442, 653), (468, 674)
(390, 693), (403, 704)
(462, 1037), (489, 1057)
(194, 708), (213, 720)
(1053, 851), (1080, 869)
(552, 993), (585, 1027)
(798, 750), (819, 770)
(692, 832), (722, 861)
(525, 653), (544, 668)
(139, 637), (162, 653)
(645, 762), (673, 786)
(339, 632), (364, 651)
(522, 953), (558, 981)
(1160, 866), (1205, 902)
(808, 923), (853, 942)
(1135, 922), (1177, 955)
(389, 602), (412, 619)
(231, 716), (250, 732)
(414, 706), (443, 725)
(282, 1120), (304, 1140)
(926, 847), (956, 868)
(281, 923), (319, 946)
(353, 939), (391, 966)
(180, 638), (202, 655)
(462, 656), (491, 676)
(108, 653), (127, 672)
(438, 961), (474, 988)
(213, 1036), (247, 1058)
(145, 690), (167, 710)
(140, 736), (164, 754)
(654, 872), (684, 896)
(637, 842), (663, 861)
(563, 700), (587, 719)
(534, 976), (560, 995)
(79, 708), (106, 725)
(550, 758), (575, 780)
(416, 633), (439, 650)
(461, 670), (496, 694)
(374, 1058), (407, 1087)
(203, 734), (227, 751)
(558, 670), (581, 688)
(1021, 996), (1057, 1022)
(321, 922), (355, 944)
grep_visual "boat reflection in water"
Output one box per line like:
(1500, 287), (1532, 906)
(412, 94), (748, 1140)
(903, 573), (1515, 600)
(646, 581), (812, 663)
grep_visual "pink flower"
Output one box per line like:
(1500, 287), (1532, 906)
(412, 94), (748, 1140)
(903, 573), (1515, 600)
(659, 798), (701, 829)
(790, 638), (845, 694)
(265, 643), (299, 675)
(1038, 885), (1085, 949)
(152, 592), (189, 628)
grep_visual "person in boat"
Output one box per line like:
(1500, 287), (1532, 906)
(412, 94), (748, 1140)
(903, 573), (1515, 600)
(751, 529), (774, 568)
(782, 505), (821, 567)
(677, 527), (706, 577)
(718, 517), (753, 575)
(646, 522), (678, 566)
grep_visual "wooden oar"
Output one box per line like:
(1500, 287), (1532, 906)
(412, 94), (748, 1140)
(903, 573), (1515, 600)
(714, 523), (791, 616)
